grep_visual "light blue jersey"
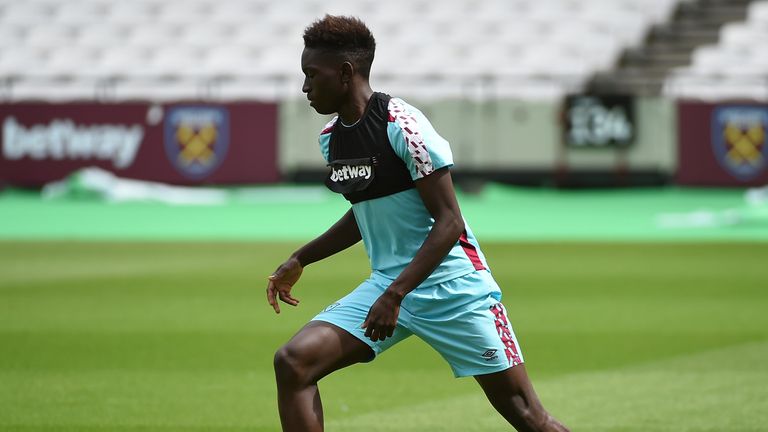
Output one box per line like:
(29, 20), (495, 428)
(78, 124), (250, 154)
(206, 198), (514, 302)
(319, 97), (490, 288)
(312, 95), (523, 377)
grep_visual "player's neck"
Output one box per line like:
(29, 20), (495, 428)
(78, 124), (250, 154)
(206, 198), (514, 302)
(338, 84), (373, 126)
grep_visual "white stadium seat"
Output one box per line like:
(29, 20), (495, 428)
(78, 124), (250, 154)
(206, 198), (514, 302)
(178, 24), (234, 48)
(35, 47), (101, 79)
(0, 0), (685, 101)
(109, 77), (205, 102)
(201, 46), (264, 77)
(89, 46), (154, 79)
(9, 77), (101, 101)
(105, 2), (157, 24)
(52, 2), (107, 25)
(75, 23), (132, 48)
(663, 1), (768, 101)
(0, 24), (27, 49)
(24, 24), (78, 48)
(1, 2), (56, 25)
(0, 46), (50, 78)
(748, 1), (768, 23)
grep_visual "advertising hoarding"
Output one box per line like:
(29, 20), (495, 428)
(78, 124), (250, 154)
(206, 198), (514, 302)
(0, 102), (279, 186)
(677, 101), (768, 186)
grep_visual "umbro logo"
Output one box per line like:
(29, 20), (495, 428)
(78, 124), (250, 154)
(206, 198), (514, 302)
(481, 349), (498, 361)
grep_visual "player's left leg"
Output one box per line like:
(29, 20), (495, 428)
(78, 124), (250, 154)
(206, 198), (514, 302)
(275, 276), (413, 431)
(474, 364), (570, 432)
(274, 320), (374, 432)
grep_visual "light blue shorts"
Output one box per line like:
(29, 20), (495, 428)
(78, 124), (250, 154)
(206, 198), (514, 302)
(312, 270), (524, 377)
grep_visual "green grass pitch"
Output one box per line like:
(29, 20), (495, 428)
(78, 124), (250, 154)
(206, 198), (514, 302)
(1, 241), (767, 431)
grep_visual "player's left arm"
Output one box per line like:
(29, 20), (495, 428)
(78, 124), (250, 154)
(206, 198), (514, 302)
(362, 167), (465, 341)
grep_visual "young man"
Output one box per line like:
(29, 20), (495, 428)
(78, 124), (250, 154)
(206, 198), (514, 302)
(267, 15), (569, 432)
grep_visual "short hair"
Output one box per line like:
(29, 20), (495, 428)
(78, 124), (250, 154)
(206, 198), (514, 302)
(303, 15), (376, 79)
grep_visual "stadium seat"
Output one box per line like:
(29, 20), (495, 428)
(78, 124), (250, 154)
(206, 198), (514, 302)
(1, 2), (56, 25)
(38, 47), (100, 79)
(0, 46), (48, 79)
(0, 0), (684, 101)
(110, 77), (205, 102)
(52, 2), (106, 25)
(0, 24), (26, 49)
(25, 24), (78, 48)
(663, 0), (768, 101)
(663, 76), (768, 100)
(201, 46), (264, 78)
(748, 0), (768, 22)
(90, 47), (154, 79)
(76, 23), (132, 48)
(214, 76), (297, 101)
(106, 2), (157, 24)
(9, 77), (101, 101)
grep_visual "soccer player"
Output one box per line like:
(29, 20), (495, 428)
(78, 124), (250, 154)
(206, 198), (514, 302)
(267, 15), (570, 432)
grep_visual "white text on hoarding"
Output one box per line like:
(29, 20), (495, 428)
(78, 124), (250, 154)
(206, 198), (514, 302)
(2, 117), (144, 169)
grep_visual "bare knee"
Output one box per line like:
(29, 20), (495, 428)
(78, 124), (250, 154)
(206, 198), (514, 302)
(273, 344), (314, 387)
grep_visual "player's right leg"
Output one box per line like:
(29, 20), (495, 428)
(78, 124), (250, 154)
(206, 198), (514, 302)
(403, 270), (569, 431)
(475, 364), (570, 432)
(273, 320), (373, 432)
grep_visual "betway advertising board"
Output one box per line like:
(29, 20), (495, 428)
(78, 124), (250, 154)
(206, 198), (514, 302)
(0, 102), (279, 186)
(677, 101), (768, 186)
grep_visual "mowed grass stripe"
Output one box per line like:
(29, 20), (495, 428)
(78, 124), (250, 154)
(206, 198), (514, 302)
(1, 330), (764, 375)
(0, 371), (271, 430)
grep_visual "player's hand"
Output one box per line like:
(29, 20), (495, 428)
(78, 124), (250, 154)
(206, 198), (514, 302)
(362, 290), (402, 342)
(267, 257), (303, 314)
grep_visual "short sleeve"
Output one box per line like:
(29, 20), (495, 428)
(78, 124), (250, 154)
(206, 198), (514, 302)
(386, 98), (453, 180)
(318, 116), (337, 163)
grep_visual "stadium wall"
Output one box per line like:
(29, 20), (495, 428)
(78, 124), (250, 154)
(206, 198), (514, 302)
(5, 98), (765, 188)
(279, 97), (677, 187)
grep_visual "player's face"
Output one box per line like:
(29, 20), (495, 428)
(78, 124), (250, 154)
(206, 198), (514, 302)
(301, 48), (347, 115)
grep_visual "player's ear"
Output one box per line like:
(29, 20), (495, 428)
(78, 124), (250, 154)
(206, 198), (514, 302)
(340, 61), (354, 84)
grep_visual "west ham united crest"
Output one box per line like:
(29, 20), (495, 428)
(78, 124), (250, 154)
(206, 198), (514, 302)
(711, 106), (768, 181)
(164, 106), (230, 179)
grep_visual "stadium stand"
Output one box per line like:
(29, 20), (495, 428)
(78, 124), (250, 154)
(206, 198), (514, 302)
(589, 0), (755, 94)
(663, 0), (768, 100)
(0, 0), (733, 103)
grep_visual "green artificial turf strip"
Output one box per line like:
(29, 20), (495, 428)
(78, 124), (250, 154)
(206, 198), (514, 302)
(1, 242), (766, 431)
(2, 185), (767, 242)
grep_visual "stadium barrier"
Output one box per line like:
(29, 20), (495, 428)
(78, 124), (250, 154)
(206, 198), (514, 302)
(0, 102), (279, 187)
(1, 97), (695, 188)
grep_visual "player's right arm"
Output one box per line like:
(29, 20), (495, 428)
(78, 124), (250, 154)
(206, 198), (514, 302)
(266, 208), (361, 313)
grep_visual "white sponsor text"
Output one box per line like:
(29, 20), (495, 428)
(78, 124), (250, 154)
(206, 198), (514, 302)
(329, 165), (372, 182)
(3, 117), (144, 169)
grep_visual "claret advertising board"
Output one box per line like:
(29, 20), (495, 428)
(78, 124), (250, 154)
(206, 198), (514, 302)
(0, 102), (279, 186)
(677, 101), (768, 186)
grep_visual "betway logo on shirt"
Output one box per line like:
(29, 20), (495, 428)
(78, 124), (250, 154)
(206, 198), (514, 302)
(2, 116), (144, 169)
(329, 164), (372, 182)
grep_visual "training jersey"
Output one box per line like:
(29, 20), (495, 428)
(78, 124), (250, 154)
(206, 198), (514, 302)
(319, 93), (490, 288)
